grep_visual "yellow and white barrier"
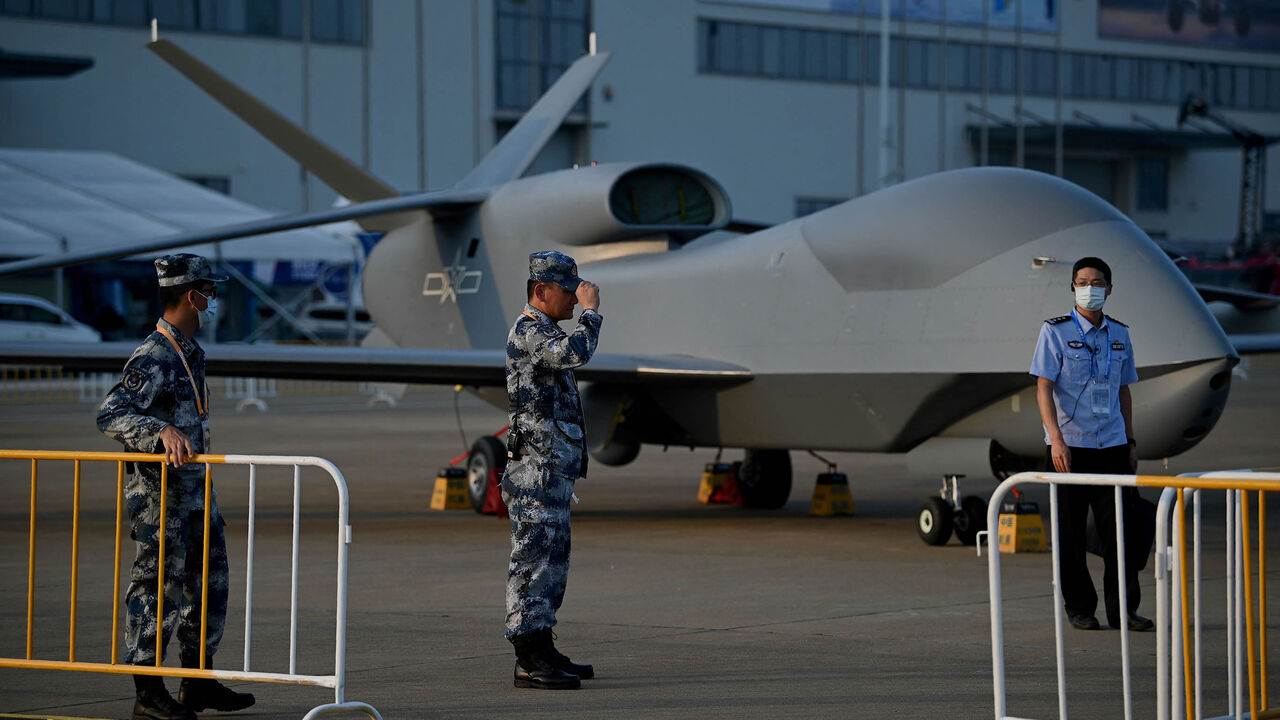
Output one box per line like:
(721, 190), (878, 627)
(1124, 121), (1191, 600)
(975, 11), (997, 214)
(1155, 472), (1280, 720)
(987, 470), (1280, 720)
(0, 449), (382, 720)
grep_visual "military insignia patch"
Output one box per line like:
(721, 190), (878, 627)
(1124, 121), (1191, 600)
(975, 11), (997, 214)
(1068, 340), (1086, 349)
(123, 367), (148, 392)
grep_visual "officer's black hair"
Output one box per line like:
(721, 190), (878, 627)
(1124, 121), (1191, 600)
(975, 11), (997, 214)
(527, 279), (537, 301)
(1071, 256), (1112, 287)
(159, 282), (194, 310)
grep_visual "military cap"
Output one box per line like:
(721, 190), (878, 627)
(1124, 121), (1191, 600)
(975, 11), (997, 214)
(154, 253), (227, 287)
(528, 250), (582, 292)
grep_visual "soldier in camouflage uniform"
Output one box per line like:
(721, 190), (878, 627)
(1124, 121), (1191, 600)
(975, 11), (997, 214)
(97, 254), (254, 720)
(502, 250), (602, 690)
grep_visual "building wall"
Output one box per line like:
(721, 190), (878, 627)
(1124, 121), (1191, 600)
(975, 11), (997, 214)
(0, 0), (1276, 246)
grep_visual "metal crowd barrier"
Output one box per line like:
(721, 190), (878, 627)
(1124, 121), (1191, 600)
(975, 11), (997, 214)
(0, 449), (382, 720)
(987, 470), (1280, 720)
(0, 365), (114, 403)
(1155, 472), (1280, 720)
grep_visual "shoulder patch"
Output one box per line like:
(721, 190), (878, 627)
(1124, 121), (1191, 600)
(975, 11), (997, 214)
(1045, 315), (1072, 325)
(122, 366), (149, 392)
(1106, 315), (1128, 328)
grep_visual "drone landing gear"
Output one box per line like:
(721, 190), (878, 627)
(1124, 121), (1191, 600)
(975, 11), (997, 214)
(917, 474), (987, 546)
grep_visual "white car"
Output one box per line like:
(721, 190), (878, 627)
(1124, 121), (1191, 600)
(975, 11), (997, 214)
(0, 293), (101, 343)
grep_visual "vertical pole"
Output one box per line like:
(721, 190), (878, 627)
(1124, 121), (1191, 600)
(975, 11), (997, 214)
(27, 459), (37, 660)
(1246, 490), (1258, 719)
(244, 464), (257, 672)
(938, 0), (948, 173)
(979, 0), (989, 166)
(1116, 486), (1132, 720)
(69, 460), (81, 662)
(856, 3), (865, 197)
(878, 0), (891, 188)
(1053, 0), (1063, 177)
(1238, 491), (1246, 720)
(1260, 490), (1268, 711)
(1014, 0), (1024, 168)
(1050, 482), (1068, 719)
(112, 461), (125, 665)
(157, 463), (168, 667)
(301, 0), (312, 212)
(1157, 488), (1171, 720)
(1195, 489), (1203, 720)
(1174, 502), (1185, 720)
(290, 465), (302, 675)
(988, 479), (1010, 720)
(415, 0), (427, 190)
(1180, 488), (1194, 716)
(199, 464), (213, 669)
(334, 466), (350, 704)
(1228, 490), (1237, 719)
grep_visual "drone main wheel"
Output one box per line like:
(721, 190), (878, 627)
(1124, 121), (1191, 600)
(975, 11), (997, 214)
(737, 449), (792, 509)
(918, 496), (954, 546)
(953, 495), (988, 546)
(466, 436), (505, 513)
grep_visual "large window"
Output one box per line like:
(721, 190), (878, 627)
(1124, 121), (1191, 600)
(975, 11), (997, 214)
(0, 0), (365, 44)
(1136, 157), (1169, 211)
(697, 17), (1280, 111)
(496, 0), (589, 111)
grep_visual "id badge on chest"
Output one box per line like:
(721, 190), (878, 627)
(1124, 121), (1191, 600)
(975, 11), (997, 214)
(1091, 379), (1111, 417)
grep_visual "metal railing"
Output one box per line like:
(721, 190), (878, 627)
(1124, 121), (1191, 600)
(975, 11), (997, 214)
(0, 449), (382, 720)
(1155, 472), (1280, 720)
(988, 470), (1280, 720)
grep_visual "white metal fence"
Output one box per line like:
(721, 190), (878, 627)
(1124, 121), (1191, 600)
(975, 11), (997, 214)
(0, 449), (382, 720)
(987, 470), (1280, 720)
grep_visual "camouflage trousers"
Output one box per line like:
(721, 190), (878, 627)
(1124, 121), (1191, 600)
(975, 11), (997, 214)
(122, 474), (229, 666)
(505, 518), (571, 640)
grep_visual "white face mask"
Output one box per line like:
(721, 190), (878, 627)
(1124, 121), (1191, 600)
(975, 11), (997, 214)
(193, 291), (218, 329)
(1074, 285), (1107, 312)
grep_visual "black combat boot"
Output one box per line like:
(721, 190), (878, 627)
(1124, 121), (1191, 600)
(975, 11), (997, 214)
(540, 628), (594, 679)
(511, 632), (581, 689)
(132, 674), (196, 720)
(177, 656), (256, 712)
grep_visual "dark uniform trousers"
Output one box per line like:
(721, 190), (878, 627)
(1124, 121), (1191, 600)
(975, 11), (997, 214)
(123, 472), (229, 667)
(1050, 444), (1142, 623)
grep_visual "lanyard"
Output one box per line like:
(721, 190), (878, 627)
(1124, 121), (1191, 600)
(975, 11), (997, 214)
(155, 325), (208, 417)
(1071, 309), (1111, 382)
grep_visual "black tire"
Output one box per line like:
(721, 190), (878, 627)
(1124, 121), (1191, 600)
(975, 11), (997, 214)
(953, 495), (988, 546)
(918, 496), (954, 546)
(466, 436), (505, 513)
(1167, 0), (1185, 31)
(736, 449), (792, 509)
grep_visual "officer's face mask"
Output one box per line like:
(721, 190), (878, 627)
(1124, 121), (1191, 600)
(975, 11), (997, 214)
(192, 289), (218, 329)
(1074, 284), (1108, 312)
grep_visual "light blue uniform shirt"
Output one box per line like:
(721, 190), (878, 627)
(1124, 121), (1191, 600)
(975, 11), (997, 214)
(1029, 309), (1139, 449)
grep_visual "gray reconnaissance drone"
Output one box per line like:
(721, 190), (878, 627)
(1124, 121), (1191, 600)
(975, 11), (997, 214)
(4, 39), (1271, 546)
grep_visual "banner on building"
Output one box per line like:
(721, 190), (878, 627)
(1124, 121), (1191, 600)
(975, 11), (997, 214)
(1098, 0), (1280, 52)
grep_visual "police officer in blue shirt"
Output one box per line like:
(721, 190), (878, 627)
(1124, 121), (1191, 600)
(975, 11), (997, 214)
(1030, 256), (1152, 632)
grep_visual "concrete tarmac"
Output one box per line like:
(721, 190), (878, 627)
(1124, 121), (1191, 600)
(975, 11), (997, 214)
(1, 356), (1279, 719)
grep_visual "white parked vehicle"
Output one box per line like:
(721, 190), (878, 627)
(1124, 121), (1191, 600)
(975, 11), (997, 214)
(0, 293), (101, 343)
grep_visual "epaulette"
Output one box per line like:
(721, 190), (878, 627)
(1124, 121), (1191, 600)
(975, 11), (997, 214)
(1045, 315), (1072, 325)
(1106, 315), (1128, 328)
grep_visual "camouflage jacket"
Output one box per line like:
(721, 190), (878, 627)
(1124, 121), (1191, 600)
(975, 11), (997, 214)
(501, 304), (602, 522)
(97, 318), (212, 509)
